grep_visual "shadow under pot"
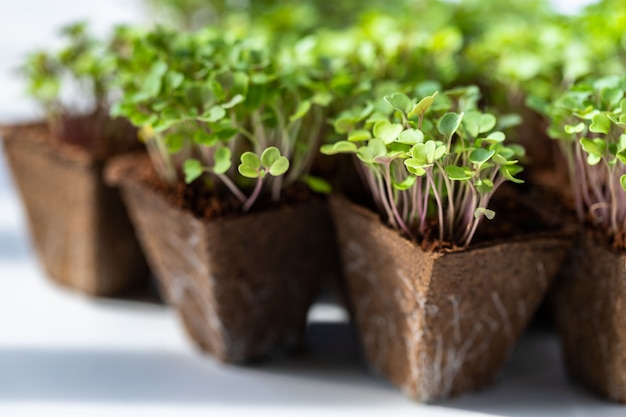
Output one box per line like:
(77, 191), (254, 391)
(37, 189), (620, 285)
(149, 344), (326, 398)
(329, 194), (572, 402)
(1, 121), (149, 296)
(105, 154), (342, 363)
(552, 233), (626, 403)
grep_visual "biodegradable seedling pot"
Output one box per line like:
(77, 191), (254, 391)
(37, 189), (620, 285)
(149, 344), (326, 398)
(1, 122), (149, 296)
(329, 194), (572, 401)
(106, 154), (342, 363)
(552, 233), (626, 402)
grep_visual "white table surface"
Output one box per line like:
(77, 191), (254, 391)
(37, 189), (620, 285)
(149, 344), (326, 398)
(2, 0), (623, 416)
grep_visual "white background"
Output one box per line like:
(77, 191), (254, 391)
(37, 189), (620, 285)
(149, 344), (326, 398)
(2, 0), (624, 416)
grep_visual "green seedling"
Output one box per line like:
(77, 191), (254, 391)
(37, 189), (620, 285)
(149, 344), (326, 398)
(112, 27), (332, 212)
(323, 85), (525, 247)
(546, 75), (626, 236)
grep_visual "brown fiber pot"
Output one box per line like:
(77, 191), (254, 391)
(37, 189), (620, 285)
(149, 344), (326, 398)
(1, 122), (149, 296)
(329, 195), (572, 402)
(552, 233), (626, 402)
(106, 154), (342, 363)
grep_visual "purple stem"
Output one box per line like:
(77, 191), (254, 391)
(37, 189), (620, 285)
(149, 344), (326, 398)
(243, 174), (265, 212)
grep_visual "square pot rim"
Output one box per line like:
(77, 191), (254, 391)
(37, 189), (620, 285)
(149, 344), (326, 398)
(1, 119), (100, 167)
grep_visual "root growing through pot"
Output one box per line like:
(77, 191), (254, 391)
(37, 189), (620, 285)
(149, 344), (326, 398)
(345, 238), (539, 401)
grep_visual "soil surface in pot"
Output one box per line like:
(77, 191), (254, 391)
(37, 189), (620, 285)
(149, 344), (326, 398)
(121, 153), (323, 221)
(344, 180), (569, 253)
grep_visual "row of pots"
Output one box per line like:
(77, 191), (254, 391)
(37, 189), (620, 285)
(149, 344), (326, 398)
(2, 122), (625, 403)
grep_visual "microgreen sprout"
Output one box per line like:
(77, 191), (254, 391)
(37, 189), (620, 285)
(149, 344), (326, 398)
(322, 85), (525, 247)
(22, 22), (129, 150)
(546, 75), (626, 236)
(112, 27), (332, 212)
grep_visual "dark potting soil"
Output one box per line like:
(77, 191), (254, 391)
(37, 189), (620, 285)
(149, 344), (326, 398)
(585, 223), (626, 253)
(343, 181), (567, 253)
(130, 155), (324, 221)
(471, 183), (566, 244)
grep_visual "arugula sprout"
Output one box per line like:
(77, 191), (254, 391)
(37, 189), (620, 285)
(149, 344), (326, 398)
(546, 75), (626, 235)
(322, 85), (524, 247)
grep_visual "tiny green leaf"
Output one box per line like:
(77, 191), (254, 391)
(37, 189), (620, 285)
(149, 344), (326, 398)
(269, 156), (290, 176)
(312, 92), (333, 107)
(347, 129), (372, 142)
(213, 146), (231, 175)
(164, 133), (185, 154)
(193, 130), (218, 147)
(357, 139), (387, 164)
(240, 152), (261, 170)
(478, 113), (497, 133)
(143, 61), (168, 97)
(461, 111), (480, 137)
(320, 141), (357, 155)
(199, 105), (226, 123)
(333, 116), (355, 134)
(434, 144), (447, 161)
(602, 88), (623, 108)
(393, 175), (417, 190)
(302, 175), (332, 194)
(409, 91), (438, 118)
(438, 112), (464, 139)
(445, 165), (471, 180)
(238, 164), (259, 178)
(290, 100), (311, 122)
(500, 165), (524, 184)
(564, 122), (586, 134)
(580, 138), (605, 157)
(469, 148), (495, 165)
(587, 154), (602, 165)
(404, 159), (427, 176)
(474, 207), (496, 220)
(476, 178), (494, 194)
(621, 174), (626, 192)
(589, 113), (611, 134)
(222, 94), (244, 109)
(397, 128), (424, 145)
(183, 159), (203, 184)
(384, 92), (413, 113)
(261, 147), (281, 169)
(486, 131), (506, 142)
(373, 120), (403, 144)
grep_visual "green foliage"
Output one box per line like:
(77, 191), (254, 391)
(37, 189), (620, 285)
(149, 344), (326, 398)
(546, 76), (626, 235)
(20, 22), (143, 151)
(322, 84), (524, 247)
(23, 22), (115, 120)
(112, 26), (331, 212)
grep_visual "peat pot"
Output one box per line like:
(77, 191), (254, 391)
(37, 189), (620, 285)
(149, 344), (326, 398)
(106, 154), (342, 363)
(552, 233), (626, 403)
(329, 194), (572, 402)
(1, 122), (149, 296)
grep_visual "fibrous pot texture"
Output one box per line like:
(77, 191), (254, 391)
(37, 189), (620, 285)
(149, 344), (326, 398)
(553, 233), (626, 403)
(330, 195), (572, 402)
(107, 154), (342, 363)
(1, 122), (149, 296)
